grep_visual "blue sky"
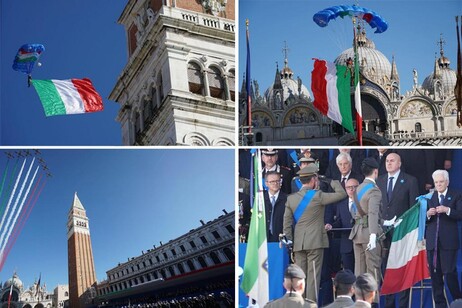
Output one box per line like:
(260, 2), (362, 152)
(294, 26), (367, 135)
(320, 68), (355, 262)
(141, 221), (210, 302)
(0, 149), (235, 291)
(1, 1), (127, 145)
(239, 0), (461, 98)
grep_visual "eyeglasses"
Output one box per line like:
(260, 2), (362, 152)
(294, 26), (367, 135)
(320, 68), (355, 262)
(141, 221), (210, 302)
(345, 185), (358, 190)
(266, 180), (281, 185)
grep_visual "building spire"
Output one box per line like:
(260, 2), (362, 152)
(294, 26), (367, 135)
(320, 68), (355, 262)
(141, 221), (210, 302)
(437, 33), (450, 68)
(390, 54), (399, 82)
(282, 41), (290, 68)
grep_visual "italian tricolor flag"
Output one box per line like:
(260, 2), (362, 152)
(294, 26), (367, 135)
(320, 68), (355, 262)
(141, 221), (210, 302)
(381, 203), (430, 295)
(241, 150), (269, 306)
(311, 59), (354, 134)
(32, 78), (103, 117)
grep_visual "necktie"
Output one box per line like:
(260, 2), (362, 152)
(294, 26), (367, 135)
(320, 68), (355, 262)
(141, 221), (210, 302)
(387, 177), (394, 201)
(341, 177), (346, 189)
(349, 200), (357, 216)
(269, 195), (276, 234)
(433, 194), (444, 271)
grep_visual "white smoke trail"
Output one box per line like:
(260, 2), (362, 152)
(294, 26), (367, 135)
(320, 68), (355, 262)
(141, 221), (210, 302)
(0, 159), (27, 232)
(0, 165), (40, 258)
(0, 158), (35, 254)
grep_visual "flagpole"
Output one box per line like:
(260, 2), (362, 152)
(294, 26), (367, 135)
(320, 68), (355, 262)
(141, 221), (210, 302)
(455, 16), (462, 127)
(353, 18), (363, 146)
(245, 19), (253, 145)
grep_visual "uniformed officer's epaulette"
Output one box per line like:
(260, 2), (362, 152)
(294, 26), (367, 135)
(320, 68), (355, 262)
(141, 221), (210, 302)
(281, 165), (291, 171)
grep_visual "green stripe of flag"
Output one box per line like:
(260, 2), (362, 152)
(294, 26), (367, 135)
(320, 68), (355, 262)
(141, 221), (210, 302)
(335, 65), (354, 133)
(31, 80), (67, 116)
(392, 204), (419, 242)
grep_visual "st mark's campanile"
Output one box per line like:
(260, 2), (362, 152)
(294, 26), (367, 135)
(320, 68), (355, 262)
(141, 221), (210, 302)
(67, 192), (97, 307)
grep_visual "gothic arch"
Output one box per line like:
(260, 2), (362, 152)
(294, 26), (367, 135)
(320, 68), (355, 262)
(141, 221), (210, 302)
(398, 97), (437, 118)
(182, 132), (210, 146)
(443, 97), (457, 116)
(251, 109), (275, 128)
(282, 105), (320, 126)
(207, 64), (225, 99)
(228, 68), (235, 102)
(187, 60), (205, 96)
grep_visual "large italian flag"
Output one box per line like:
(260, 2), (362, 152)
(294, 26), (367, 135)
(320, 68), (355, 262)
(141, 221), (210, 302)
(311, 59), (354, 134)
(381, 203), (430, 295)
(241, 150), (269, 306)
(32, 78), (103, 117)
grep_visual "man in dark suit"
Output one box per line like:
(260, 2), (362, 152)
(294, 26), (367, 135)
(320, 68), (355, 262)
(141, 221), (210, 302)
(262, 149), (292, 194)
(368, 148), (397, 176)
(264, 171), (287, 242)
(332, 178), (359, 272)
(426, 169), (462, 308)
(377, 152), (419, 308)
(326, 149), (366, 180)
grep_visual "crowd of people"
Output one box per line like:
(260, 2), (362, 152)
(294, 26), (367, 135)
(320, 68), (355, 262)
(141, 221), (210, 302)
(239, 148), (461, 308)
(99, 280), (233, 308)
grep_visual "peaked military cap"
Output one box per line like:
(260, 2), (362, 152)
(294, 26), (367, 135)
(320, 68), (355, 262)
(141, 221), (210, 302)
(362, 157), (379, 169)
(335, 269), (356, 285)
(262, 149), (278, 155)
(297, 164), (319, 177)
(284, 264), (306, 279)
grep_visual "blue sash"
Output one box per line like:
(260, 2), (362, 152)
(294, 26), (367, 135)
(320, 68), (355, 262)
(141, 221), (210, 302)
(355, 183), (374, 215)
(295, 178), (302, 190)
(293, 190), (316, 224)
(289, 150), (300, 167)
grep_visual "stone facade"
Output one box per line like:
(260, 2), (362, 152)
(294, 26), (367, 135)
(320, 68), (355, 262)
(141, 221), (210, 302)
(110, 0), (235, 146)
(240, 30), (461, 146)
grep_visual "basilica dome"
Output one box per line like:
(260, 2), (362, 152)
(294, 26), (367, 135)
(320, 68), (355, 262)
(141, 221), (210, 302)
(335, 29), (393, 88)
(422, 41), (456, 99)
(422, 69), (456, 97)
(3, 274), (23, 290)
(264, 58), (311, 107)
(264, 75), (311, 104)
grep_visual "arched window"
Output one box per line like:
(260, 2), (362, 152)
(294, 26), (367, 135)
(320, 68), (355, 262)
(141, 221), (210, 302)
(177, 263), (185, 274)
(143, 99), (152, 124)
(64, 291), (69, 297)
(198, 256), (207, 268)
(134, 111), (141, 134)
(223, 247), (234, 260)
(187, 260), (196, 271)
(160, 269), (166, 279)
(415, 122), (422, 132)
(168, 266), (175, 276)
(208, 66), (225, 99)
(256, 132), (263, 143)
(188, 62), (204, 95)
(210, 251), (221, 265)
(159, 74), (164, 103)
(228, 69), (235, 101)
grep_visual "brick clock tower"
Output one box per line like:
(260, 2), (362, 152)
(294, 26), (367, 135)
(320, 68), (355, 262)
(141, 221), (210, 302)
(67, 193), (97, 308)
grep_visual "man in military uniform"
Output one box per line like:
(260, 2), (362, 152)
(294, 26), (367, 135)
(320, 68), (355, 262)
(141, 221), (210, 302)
(283, 164), (346, 302)
(264, 264), (317, 308)
(324, 269), (356, 308)
(291, 156), (317, 192)
(262, 149), (293, 194)
(351, 273), (379, 307)
(349, 158), (395, 306)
